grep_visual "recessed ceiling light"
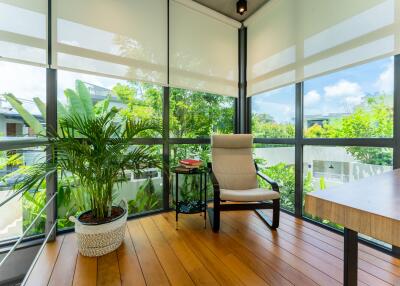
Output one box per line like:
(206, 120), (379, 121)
(236, 0), (247, 15)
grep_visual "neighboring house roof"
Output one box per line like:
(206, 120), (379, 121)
(304, 113), (349, 121)
(83, 82), (121, 104)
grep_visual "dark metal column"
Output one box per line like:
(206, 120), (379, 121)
(238, 25), (248, 134)
(294, 82), (304, 217)
(343, 228), (358, 286)
(45, 0), (57, 241)
(392, 54), (400, 257)
(163, 0), (170, 210)
(162, 87), (170, 210)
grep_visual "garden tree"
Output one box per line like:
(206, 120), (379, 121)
(304, 96), (393, 165)
(113, 82), (162, 122)
(169, 88), (234, 138)
(253, 121), (295, 138)
(252, 113), (295, 138)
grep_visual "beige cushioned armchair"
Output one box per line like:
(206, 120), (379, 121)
(208, 134), (280, 232)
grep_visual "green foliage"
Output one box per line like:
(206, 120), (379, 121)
(22, 190), (46, 236)
(319, 176), (326, 190)
(128, 178), (160, 214)
(259, 162), (295, 212)
(252, 113), (294, 138)
(254, 95), (393, 166)
(303, 96), (393, 166)
(256, 155), (314, 212)
(3, 93), (45, 136)
(63, 81), (95, 119)
(33, 97), (46, 119)
(2, 80), (110, 137)
(12, 110), (161, 220)
(170, 87), (234, 138)
(113, 82), (162, 137)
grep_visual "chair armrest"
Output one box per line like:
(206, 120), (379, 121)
(256, 171), (280, 193)
(207, 163), (220, 197)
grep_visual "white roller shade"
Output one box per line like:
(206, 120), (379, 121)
(245, 0), (400, 96)
(53, 0), (168, 85)
(170, 0), (239, 97)
(0, 0), (47, 66)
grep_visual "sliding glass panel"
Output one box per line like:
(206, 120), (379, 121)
(251, 85), (295, 138)
(170, 88), (234, 138)
(254, 144), (295, 212)
(0, 147), (46, 241)
(0, 61), (46, 139)
(304, 57), (393, 138)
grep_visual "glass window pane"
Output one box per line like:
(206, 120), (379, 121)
(170, 144), (211, 206)
(254, 144), (295, 212)
(57, 145), (163, 231)
(303, 145), (393, 232)
(170, 88), (234, 138)
(251, 85), (295, 138)
(58, 70), (163, 138)
(304, 57), (393, 138)
(0, 62), (46, 139)
(0, 147), (46, 241)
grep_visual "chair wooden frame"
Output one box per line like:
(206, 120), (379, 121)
(207, 162), (280, 232)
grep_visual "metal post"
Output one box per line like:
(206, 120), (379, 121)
(392, 54), (400, 257)
(246, 96), (252, 134)
(234, 98), (239, 134)
(294, 82), (304, 217)
(45, 0), (57, 241)
(163, 0), (171, 210)
(343, 228), (358, 286)
(238, 25), (247, 134)
(163, 87), (170, 210)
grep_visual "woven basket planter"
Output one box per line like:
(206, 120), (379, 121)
(69, 203), (128, 257)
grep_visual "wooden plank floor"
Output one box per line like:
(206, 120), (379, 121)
(25, 211), (400, 286)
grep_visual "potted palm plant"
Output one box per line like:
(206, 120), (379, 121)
(14, 109), (161, 257)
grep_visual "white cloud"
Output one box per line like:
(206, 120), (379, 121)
(323, 79), (365, 111)
(324, 80), (363, 98)
(374, 60), (394, 94)
(304, 90), (321, 107)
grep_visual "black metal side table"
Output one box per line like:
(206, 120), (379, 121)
(172, 167), (207, 229)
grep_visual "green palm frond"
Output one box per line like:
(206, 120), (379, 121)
(13, 109), (161, 220)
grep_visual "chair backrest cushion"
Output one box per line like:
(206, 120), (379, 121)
(211, 134), (258, 190)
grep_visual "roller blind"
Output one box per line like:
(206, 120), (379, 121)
(245, 0), (400, 96)
(170, 0), (239, 97)
(53, 0), (168, 85)
(0, 0), (47, 66)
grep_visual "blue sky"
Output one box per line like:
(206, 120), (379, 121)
(252, 57), (394, 123)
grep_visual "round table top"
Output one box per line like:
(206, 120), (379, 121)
(172, 166), (208, 174)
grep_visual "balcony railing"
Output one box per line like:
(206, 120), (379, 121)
(0, 191), (57, 285)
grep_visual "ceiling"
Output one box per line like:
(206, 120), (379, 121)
(193, 0), (269, 22)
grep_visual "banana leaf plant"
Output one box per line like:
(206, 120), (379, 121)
(11, 109), (161, 220)
(2, 80), (106, 136)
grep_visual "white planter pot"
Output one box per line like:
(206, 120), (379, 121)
(69, 203), (127, 257)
